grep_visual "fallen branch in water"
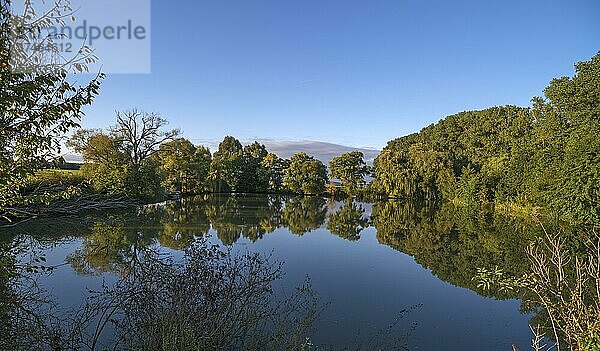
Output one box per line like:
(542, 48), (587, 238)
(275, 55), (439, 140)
(0, 194), (139, 227)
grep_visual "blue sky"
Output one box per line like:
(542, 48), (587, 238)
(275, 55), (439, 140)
(80, 0), (600, 149)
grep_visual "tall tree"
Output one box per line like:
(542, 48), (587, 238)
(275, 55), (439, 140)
(283, 152), (328, 195)
(528, 53), (600, 222)
(240, 142), (268, 192)
(210, 136), (244, 192)
(372, 52), (600, 223)
(243, 141), (268, 159)
(213, 136), (243, 159)
(156, 139), (212, 194)
(68, 110), (178, 201)
(210, 138), (271, 193)
(258, 153), (289, 193)
(329, 151), (370, 196)
(110, 110), (180, 170)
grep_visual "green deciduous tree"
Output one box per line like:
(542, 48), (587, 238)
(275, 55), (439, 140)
(156, 139), (212, 194)
(258, 153), (290, 193)
(526, 54), (600, 223)
(69, 110), (178, 201)
(372, 53), (600, 224)
(240, 142), (269, 192)
(0, 0), (103, 220)
(373, 136), (454, 202)
(72, 130), (131, 196)
(210, 136), (244, 193)
(68, 130), (126, 166)
(210, 138), (287, 194)
(329, 151), (370, 196)
(283, 153), (328, 195)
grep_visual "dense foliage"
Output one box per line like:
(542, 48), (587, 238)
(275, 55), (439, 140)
(283, 152), (328, 195)
(329, 151), (371, 196)
(372, 53), (600, 224)
(156, 139), (212, 194)
(0, 0), (103, 220)
(67, 110), (179, 202)
(0, 0), (596, 228)
(69, 129), (332, 201)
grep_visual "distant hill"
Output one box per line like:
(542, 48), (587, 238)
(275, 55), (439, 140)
(62, 153), (84, 164)
(63, 140), (381, 166)
(192, 139), (380, 165)
(253, 140), (380, 165)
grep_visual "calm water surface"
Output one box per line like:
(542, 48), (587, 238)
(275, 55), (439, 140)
(5, 194), (539, 350)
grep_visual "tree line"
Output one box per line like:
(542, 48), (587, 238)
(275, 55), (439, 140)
(65, 111), (371, 202)
(0, 0), (597, 224)
(4, 52), (599, 224)
(371, 53), (600, 224)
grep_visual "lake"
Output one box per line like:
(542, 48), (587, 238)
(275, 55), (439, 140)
(2, 194), (541, 350)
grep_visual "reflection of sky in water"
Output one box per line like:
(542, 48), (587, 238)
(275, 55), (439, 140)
(23, 197), (532, 350)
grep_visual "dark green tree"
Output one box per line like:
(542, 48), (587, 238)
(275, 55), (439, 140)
(526, 53), (600, 223)
(210, 136), (244, 192)
(239, 141), (269, 192)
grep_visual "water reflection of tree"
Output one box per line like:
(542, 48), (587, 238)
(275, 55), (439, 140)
(0, 241), (14, 343)
(368, 200), (584, 347)
(4, 194), (557, 301)
(1, 236), (423, 351)
(204, 194), (286, 245)
(372, 201), (535, 298)
(67, 219), (157, 275)
(1, 240), (321, 351)
(282, 197), (327, 236)
(326, 201), (369, 241)
(155, 197), (211, 250)
(3, 194), (594, 349)
(115, 243), (319, 350)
